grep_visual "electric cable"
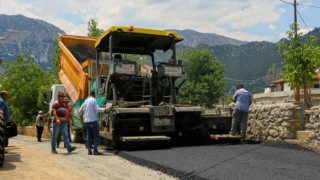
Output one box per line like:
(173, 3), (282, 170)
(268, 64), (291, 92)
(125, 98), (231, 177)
(297, 9), (311, 32)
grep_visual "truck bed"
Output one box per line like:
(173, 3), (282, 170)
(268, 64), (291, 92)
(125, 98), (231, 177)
(59, 34), (97, 102)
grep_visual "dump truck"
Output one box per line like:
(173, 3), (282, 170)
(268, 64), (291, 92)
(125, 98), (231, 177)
(55, 26), (237, 148)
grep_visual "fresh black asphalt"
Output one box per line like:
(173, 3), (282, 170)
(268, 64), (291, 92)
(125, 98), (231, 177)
(115, 141), (320, 180)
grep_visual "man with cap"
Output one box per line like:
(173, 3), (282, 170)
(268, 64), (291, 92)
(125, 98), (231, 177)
(51, 92), (76, 154)
(79, 90), (109, 155)
(36, 110), (49, 142)
(229, 84), (252, 144)
(56, 96), (72, 148)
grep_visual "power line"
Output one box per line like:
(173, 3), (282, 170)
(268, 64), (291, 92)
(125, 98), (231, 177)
(280, 0), (312, 33)
(280, 0), (320, 8)
(280, 0), (293, 5)
(296, 9), (311, 32)
(297, 2), (320, 9)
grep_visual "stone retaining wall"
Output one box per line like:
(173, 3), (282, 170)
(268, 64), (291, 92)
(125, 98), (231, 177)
(18, 125), (51, 139)
(247, 103), (302, 142)
(304, 106), (320, 152)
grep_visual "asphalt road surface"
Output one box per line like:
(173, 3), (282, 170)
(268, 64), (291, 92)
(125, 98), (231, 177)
(116, 140), (320, 180)
(3, 136), (320, 180)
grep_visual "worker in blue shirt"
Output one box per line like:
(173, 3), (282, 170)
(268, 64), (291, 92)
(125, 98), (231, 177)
(229, 84), (252, 143)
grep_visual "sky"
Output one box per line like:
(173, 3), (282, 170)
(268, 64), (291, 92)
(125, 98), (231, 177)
(0, 0), (320, 42)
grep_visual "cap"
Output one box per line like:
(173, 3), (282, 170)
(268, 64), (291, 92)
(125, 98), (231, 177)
(63, 97), (71, 102)
(1, 91), (8, 96)
(38, 111), (43, 114)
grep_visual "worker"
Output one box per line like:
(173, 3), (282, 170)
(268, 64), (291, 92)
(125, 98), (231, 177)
(51, 92), (76, 154)
(79, 90), (109, 155)
(35, 110), (49, 142)
(229, 84), (252, 144)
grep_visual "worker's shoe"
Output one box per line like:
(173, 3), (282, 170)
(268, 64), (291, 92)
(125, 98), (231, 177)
(51, 150), (58, 154)
(68, 146), (77, 153)
(93, 151), (103, 155)
(88, 150), (92, 155)
(229, 131), (236, 136)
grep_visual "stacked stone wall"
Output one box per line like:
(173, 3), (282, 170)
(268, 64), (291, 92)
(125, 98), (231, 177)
(304, 106), (320, 152)
(247, 103), (301, 142)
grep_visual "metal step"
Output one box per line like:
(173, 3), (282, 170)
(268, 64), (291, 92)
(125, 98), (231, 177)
(120, 135), (171, 142)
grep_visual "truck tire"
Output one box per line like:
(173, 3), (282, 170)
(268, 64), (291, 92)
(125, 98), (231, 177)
(4, 137), (8, 147)
(0, 112), (5, 168)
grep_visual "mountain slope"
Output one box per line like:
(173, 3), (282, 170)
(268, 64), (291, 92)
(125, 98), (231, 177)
(172, 29), (246, 47)
(208, 41), (281, 93)
(0, 14), (65, 68)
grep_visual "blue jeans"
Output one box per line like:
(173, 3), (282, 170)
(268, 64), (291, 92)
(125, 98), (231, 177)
(51, 123), (72, 151)
(85, 121), (100, 152)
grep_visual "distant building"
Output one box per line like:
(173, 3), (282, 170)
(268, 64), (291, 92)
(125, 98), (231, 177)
(254, 69), (320, 105)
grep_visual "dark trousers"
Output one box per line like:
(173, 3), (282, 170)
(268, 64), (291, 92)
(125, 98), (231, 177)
(36, 125), (44, 141)
(85, 121), (100, 152)
(230, 109), (249, 141)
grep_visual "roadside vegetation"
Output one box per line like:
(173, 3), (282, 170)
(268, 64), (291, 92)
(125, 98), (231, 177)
(277, 23), (320, 109)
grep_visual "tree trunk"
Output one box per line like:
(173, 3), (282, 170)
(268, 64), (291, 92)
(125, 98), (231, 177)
(295, 88), (301, 102)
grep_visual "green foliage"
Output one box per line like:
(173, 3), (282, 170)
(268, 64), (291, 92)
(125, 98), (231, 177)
(0, 53), (54, 125)
(87, 19), (104, 37)
(277, 23), (320, 108)
(176, 48), (225, 108)
(51, 37), (60, 76)
(123, 54), (147, 65)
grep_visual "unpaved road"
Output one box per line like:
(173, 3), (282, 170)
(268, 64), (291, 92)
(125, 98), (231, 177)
(0, 136), (176, 180)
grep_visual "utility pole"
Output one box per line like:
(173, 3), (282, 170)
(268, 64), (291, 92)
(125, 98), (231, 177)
(294, 0), (298, 40)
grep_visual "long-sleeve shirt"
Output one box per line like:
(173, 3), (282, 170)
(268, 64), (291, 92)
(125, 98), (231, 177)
(79, 96), (105, 123)
(36, 114), (45, 127)
(0, 97), (10, 122)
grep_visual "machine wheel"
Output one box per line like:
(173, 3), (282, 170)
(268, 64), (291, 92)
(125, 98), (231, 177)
(0, 113), (5, 168)
(4, 137), (8, 147)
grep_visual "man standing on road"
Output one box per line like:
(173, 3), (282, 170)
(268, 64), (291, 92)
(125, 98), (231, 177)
(229, 84), (252, 143)
(35, 111), (49, 142)
(51, 92), (76, 154)
(79, 90), (109, 155)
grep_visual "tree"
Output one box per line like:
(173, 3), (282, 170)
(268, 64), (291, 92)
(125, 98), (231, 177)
(176, 48), (225, 108)
(277, 23), (320, 108)
(0, 53), (55, 125)
(51, 37), (60, 76)
(87, 19), (104, 37)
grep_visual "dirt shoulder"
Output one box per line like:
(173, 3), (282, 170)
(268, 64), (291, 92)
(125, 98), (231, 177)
(0, 136), (176, 180)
